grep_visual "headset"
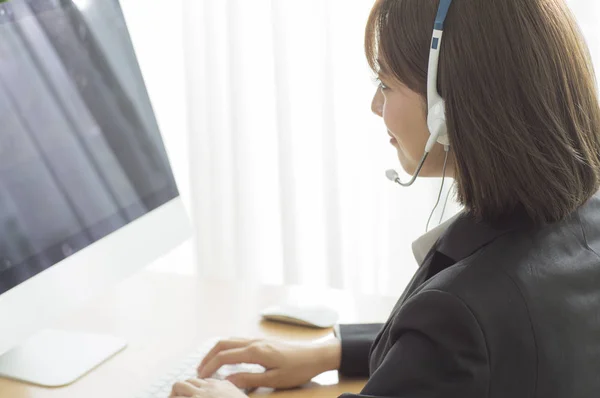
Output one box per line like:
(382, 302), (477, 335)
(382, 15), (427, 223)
(386, 0), (454, 187)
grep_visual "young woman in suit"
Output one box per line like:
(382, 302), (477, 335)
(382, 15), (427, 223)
(171, 0), (600, 397)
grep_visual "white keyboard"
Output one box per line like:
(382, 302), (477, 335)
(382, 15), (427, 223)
(137, 339), (265, 398)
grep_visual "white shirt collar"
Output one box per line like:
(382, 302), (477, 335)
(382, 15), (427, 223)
(411, 212), (461, 266)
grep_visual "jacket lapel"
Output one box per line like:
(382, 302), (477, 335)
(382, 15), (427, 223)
(368, 208), (532, 374)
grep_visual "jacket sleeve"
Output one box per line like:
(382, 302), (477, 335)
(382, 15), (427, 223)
(338, 290), (489, 398)
(335, 323), (384, 378)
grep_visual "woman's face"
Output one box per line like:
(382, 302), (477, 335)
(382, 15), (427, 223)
(371, 72), (452, 178)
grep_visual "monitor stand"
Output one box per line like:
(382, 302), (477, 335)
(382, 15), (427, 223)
(0, 329), (127, 387)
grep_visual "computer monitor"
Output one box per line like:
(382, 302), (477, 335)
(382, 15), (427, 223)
(0, 0), (191, 386)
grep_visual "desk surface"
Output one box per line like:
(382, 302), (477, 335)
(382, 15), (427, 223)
(0, 271), (398, 398)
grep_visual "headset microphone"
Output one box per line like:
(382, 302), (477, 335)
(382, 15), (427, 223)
(386, 0), (453, 187)
(385, 169), (399, 182)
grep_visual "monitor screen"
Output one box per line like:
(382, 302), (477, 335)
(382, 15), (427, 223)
(0, 0), (179, 294)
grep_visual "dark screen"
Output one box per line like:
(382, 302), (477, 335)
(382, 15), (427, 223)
(0, 0), (179, 294)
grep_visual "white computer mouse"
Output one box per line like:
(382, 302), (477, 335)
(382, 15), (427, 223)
(260, 304), (339, 329)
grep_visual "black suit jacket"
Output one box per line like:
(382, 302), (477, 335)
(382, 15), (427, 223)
(336, 193), (600, 398)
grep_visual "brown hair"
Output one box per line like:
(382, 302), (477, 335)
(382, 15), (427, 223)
(366, 0), (600, 225)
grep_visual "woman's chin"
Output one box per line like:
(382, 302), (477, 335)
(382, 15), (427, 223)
(397, 157), (435, 178)
(396, 156), (418, 176)
(392, 134), (453, 179)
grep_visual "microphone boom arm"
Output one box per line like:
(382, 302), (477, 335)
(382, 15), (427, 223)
(386, 152), (429, 187)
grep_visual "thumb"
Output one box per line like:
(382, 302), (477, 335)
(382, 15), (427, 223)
(227, 370), (279, 389)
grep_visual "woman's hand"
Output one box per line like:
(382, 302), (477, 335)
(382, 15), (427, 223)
(197, 338), (341, 390)
(170, 378), (246, 398)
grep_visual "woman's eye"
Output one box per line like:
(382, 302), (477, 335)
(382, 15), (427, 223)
(375, 78), (389, 91)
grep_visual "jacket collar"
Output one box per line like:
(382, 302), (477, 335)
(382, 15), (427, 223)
(435, 208), (532, 263)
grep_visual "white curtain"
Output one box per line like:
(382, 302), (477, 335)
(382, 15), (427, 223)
(121, 0), (600, 296)
(181, 0), (458, 296)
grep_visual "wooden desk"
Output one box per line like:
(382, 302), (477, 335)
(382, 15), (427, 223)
(0, 271), (397, 398)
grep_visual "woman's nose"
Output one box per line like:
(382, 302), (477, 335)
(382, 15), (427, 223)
(371, 89), (383, 117)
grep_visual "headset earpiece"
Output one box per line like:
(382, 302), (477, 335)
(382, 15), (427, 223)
(425, 100), (448, 152)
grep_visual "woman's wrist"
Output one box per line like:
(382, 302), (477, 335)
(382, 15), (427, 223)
(315, 338), (342, 372)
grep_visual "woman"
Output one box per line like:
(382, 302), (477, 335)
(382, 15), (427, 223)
(171, 0), (600, 397)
